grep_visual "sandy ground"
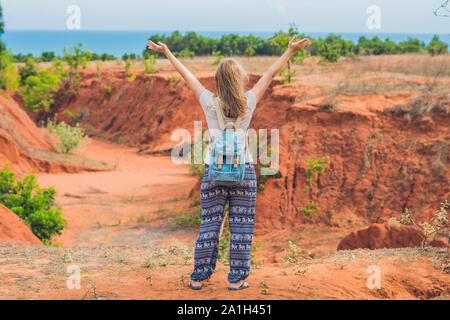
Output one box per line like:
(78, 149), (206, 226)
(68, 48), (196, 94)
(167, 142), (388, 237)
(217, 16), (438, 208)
(1, 139), (448, 300)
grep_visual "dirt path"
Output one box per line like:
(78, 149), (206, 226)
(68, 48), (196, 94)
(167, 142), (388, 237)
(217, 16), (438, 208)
(36, 139), (197, 246)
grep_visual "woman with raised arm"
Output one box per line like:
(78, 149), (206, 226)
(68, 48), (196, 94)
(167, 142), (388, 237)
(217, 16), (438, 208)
(147, 36), (310, 291)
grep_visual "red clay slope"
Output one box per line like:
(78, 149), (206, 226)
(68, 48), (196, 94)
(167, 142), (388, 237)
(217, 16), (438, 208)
(0, 94), (101, 174)
(0, 204), (41, 246)
(0, 95), (54, 152)
(48, 71), (449, 231)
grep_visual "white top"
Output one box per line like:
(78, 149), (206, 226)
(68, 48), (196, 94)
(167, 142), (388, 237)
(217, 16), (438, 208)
(199, 89), (257, 165)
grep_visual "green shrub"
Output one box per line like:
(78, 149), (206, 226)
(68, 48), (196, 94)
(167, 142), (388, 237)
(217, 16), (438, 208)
(144, 55), (156, 74)
(305, 156), (330, 187)
(103, 85), (112, 94)
(245, 46), (256, 57)
(124, 58), (131, 78)
(301, 201), (319, 218)
(21, 61), (65, 112)
(427, 35), (448, 56)
(319, 43), (340, 63)
(63, 43), (92, 87)
(390, 201), (448, 248)
(175, 48), (195, 58)
(0, 47), (19, 90)
(212, 51), (223, 66)
(0, 163), (65, 245)
(47, 120), (88, 154)
(175, 208), (202, 228)
(18, 57), (38, 86)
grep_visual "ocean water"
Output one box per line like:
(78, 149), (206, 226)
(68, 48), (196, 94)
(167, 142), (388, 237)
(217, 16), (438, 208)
(3, 30), (449, 58)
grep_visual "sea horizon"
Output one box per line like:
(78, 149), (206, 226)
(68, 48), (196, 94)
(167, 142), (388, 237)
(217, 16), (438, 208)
(4, 29), (449, 58)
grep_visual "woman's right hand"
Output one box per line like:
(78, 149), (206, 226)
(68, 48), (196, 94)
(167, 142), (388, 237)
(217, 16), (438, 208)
(147, 40), (169, 55)
(288, 37), (311, 52)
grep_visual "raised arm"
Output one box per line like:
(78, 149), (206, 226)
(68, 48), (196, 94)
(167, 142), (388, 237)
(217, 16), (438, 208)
(251, 37), (310, 102)
(147, 40), (205, 100)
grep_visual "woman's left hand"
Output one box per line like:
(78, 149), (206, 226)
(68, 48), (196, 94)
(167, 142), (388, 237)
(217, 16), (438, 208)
(147, 40), (169, 55)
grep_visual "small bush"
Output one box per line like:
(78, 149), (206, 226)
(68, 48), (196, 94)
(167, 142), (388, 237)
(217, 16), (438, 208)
(0, 48), (19, 90)
(306, 156), (330, 187)
(18, 57), (38, 86)
(0, 163), (66, 245)
(21, 61), (65, 113)
(144, 55), (156, 74)
(428, 35), (448, 56)
(174, 208), (202, 228)
(47, 120), (88, 154)
(174, 49), (195, 58)
(388, 93), (449, 120)
(212, 51), (223, 66)
(103, 85), (112, 94)
(319, 43), (340, 63)
(390, 201), (448, 248)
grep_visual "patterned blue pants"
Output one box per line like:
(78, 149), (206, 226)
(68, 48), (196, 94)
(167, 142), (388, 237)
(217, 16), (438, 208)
(190, 163), (257, 283)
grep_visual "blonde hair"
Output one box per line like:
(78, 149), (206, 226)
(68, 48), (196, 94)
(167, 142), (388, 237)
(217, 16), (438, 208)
(215, 58), (249, 119)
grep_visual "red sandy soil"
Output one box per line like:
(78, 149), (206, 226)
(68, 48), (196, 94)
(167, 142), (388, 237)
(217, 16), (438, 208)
(1, 55), (448, 300)
(0, 204), (41, 246)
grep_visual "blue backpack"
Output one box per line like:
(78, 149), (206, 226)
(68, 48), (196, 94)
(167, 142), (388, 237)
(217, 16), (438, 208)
(208, 96), (245, 185)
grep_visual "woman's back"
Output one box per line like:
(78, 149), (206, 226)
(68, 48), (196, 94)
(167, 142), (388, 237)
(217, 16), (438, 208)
(199, 88), (257, 164)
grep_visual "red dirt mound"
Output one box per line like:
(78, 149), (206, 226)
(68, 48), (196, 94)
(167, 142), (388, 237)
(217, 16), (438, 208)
(337, 223), (448, 250)
(0, 204), (41, 246)
(46, 71), (449, 230)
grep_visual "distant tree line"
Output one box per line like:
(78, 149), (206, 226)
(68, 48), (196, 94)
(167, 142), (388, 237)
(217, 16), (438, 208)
(10, 31), (448, 65)
(142, 30), (448, 59)
(13, 51), (117, 63)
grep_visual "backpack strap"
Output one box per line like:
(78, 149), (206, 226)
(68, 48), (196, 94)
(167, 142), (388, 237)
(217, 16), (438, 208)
(212, 96), (242, 132)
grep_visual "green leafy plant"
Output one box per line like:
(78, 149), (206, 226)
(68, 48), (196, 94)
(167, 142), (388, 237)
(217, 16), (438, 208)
(0, 163), (66, 245)
(21, 61), (64, 113)
(174, 208), (202, 228)
(302, 156), (330, 220)
(63, 43), (92, 88)
(175, 48), (195, 58)
(318, 42), (340, 63)
(0, 48), (19, 90)
(305, 156), (330, 187)
(18, 57), (38, 86)
(282, 240), (312, 265)
(47, 120), (88, 154)
(103, 85), (112, 94)
(212, 50), (223, 66)
(427, 35), (448, 56)
(301, 201), (319, 218)
(270, 24), (309, 84)
(144, 55), (156, 74)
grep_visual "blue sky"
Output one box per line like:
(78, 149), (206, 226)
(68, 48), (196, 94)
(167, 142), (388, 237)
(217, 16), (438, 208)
(3, 0), (450, 33)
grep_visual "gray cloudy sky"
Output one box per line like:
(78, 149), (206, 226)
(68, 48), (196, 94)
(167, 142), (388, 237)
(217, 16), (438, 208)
(3, 0), (450, 33)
